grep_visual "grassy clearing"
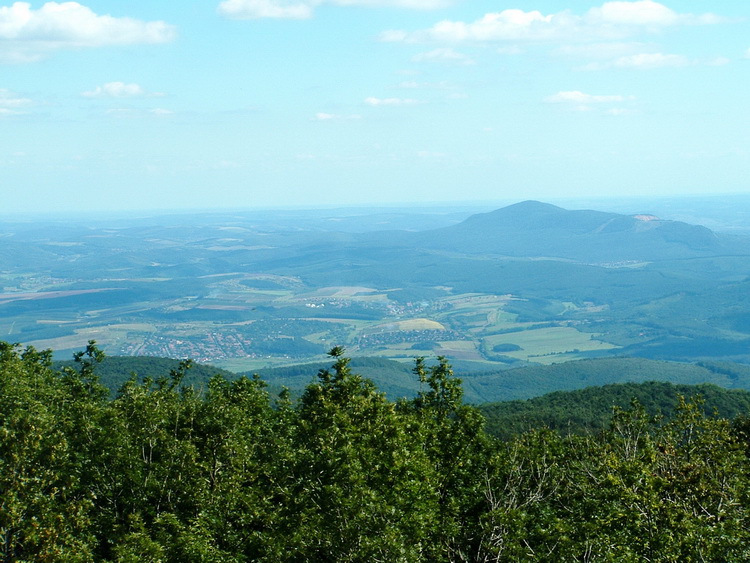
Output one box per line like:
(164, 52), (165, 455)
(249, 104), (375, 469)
(367, 318), (446, 332)
(433, 340), (483, 361)
(484, 327), (619, 363)
(29, 327), (116, 354)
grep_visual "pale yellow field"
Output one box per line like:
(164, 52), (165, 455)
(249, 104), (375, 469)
(368, 318), (445, 332)
(302, 286), (380, 298)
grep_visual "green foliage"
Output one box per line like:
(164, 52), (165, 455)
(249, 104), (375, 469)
(406, 356), (490, 560)
(3, 340), (750, 561)
(0, 342), (98, 562)
(461, 356), (750, 403)
(53, 356), (236, 396)
(480, 380), (750, 440)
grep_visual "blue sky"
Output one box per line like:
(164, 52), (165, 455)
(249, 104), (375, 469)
(1, 0), (748, 213)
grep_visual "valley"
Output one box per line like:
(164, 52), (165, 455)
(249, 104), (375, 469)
(2, 197), (750, 372)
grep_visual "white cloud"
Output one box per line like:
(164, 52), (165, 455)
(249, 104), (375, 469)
(706, 57), (730, 66)
(364, 96), (421, 106)
(397, 79), (454, 90)
(0, 2), (176, 63)
(385, 10), (564, 43)
(218, 0), (313, 19)
(545, 90), (636, 114)
(0, 88), (32, 110)
(545, 90), (633, 104)
(556, 41), (648, 60)
(314, 112), (361, 120)
(412, 47), (475, 65)
(612, 52), (687, 68)
(744, 48), (750, 59)
(218, 0), (449, 20)
(381, 1), (721, 43)
(586, 0), (678, 26)
(582, 52), (689, 70)
(581, 52), (731, 70)
(497, 45), (523, 55)
(593, 0), (722, 25)
(82, 82), (156, 98)
(332, 0), (449, 7)
(104, 107), (173, 118)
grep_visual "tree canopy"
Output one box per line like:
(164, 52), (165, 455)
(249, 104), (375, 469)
(2, 341), (750, 562)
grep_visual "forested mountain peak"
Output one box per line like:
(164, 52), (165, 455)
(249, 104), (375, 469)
(420, 200), (723, 261)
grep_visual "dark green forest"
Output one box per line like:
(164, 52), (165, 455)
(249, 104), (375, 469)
(4, 341), (750, 562)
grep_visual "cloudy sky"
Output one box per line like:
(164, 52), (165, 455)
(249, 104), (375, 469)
(1, 0), (748, 213)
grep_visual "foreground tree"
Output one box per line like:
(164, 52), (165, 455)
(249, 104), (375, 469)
(407, 356), (491, 562)
(284, 347), (440, 562)
(3, 340), (750, 562)
(0, 343), (96, 562)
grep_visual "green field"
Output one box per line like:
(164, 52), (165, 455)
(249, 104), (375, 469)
(483, 327), (619, 364)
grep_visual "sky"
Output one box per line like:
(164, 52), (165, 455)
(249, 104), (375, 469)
(0, 0), (749, 214)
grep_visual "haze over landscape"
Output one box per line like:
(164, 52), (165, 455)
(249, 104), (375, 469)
(1, 0), (749, 214)
(2, 0), (750, 393)
(6, 2), (750, 560)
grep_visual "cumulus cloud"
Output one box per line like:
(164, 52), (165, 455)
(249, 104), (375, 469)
(218, 0), (449, 19)
(587, 0), (721, 26)
(364, 96), (421, 106)
(82, 82), (159, 98)
(380, 1), (721, 43)
(218, 0), (313, 19)
(586, 0), (679, 26)
(412, 47), (475, 65)
(0, 2), (176, 63)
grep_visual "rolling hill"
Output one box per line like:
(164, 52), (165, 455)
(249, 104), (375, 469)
(412, 200), (723, 262)
(4, 200), (750, 368)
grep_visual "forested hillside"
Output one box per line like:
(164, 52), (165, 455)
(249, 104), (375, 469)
(479, 381), (750, 440)
(53, 356), (237, 395)
(69, 354), (750, 404)
(3, 341), (750, 561)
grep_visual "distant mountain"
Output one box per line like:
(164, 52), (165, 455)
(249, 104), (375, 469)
(414, 200), (723, 262)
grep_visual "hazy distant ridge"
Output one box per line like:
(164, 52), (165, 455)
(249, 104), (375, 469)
(414, 200), (722, 262)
